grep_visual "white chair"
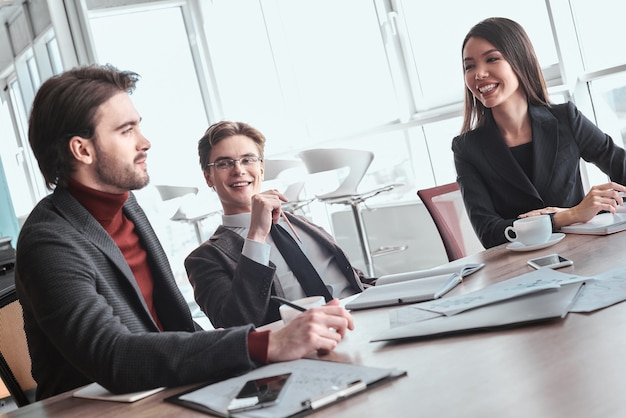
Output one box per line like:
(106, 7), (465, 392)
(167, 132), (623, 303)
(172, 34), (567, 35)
(298, 148), (405, 277)
(154, 185), (218, 244)
(263, 159), (302, 181)
(263, 159), (313, 213)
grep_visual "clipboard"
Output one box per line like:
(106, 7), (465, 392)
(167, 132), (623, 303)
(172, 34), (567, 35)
(165, 358), (406, 417)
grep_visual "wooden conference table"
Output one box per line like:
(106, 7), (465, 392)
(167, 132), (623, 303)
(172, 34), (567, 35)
(6, 231), (626, 418)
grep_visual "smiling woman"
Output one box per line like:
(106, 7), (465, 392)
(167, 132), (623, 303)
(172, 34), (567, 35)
(452, 17), (626, 250)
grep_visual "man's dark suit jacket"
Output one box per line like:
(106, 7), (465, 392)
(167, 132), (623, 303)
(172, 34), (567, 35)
(185, 212), (366, 328)
(452, 101), (626, 248)
(15, 187), (257, 400)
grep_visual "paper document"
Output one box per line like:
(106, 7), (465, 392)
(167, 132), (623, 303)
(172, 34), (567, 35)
(168, 359), (405, 417)
(73, 382), (164, 402)
(373, 282), (584, 342)
(413, 268), (585, 316)
(560, 212), (626, 235)
(569, 264), (626, 312)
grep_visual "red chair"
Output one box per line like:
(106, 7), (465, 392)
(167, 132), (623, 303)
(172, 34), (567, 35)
(417, 182), (483, 262)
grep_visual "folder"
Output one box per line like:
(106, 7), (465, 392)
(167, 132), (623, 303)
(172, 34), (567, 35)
(166, 358), (406, 417)
(371, 281), (584, 342)
(559, 212), (626, 235)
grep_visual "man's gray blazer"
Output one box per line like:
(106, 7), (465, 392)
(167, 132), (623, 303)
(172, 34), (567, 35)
(16, 187), (257, 400)
(185, 212), (367, 328)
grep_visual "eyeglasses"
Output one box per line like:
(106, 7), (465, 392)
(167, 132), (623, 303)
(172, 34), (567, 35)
(206, 156), (263, 170)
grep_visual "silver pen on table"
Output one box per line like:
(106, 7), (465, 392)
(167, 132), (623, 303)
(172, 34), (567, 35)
(301, 380), (366, 410)
(433, 273), (463, 299)
(433, 262), (485, 299)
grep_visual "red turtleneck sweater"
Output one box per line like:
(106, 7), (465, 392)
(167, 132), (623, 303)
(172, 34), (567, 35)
(68, 178), (164, 330)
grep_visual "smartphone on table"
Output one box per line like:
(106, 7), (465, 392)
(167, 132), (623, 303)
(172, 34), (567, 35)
(527, 254), (573, 270)
(227, 372), (292, 413)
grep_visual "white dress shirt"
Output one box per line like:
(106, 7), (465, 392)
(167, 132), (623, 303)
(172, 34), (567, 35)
(222, 213), (354, 300)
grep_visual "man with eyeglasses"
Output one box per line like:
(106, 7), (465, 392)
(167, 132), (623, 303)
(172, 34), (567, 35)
(184, 121), (372, 328)
(15, 65), (353, 400)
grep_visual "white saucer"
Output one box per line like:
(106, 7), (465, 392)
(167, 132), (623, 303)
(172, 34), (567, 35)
(506, 233), (566, 252)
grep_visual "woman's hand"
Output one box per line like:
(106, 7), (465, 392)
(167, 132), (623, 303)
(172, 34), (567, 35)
(541, 182), (626, 229)
(519, 207), (565, 218)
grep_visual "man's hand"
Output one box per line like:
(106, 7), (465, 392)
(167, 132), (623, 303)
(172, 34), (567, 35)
(266, 299), (354, 362)
(247, 190), (287, 242)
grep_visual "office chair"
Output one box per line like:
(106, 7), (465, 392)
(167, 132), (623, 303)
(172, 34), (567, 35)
(417, 182), (484, 262)
(263, 159), (302, 181)
(0, 285), (36, 407)
(298, 148), (405, 277)
(154, 185), (219, 244)
(263, 159), (313, 213)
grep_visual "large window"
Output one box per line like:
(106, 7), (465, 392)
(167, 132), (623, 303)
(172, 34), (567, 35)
(3, 75), (46, 222)
(88, 5), (209, 188)
(395, 0), (558, 111)
(0, 85), (32, 221)
(201, 0), (399, 149)
(570, 0), (626, 72)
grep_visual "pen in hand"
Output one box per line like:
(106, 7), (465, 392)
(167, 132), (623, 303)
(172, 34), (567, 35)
(280, 211), (302, 243)
(271, 296), (307, 312)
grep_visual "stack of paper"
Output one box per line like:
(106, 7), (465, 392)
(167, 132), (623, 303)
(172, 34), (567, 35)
(373, 268), (587, 342)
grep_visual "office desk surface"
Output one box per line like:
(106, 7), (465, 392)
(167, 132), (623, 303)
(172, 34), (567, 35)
(6, 231), (626, 418)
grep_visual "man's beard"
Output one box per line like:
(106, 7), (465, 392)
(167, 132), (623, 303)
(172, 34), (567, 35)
(94, 150), (150, 191)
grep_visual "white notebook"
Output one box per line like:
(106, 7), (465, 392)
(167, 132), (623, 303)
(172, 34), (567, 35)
(346, 263), (484, 310)
(560, 212), (626, 235)
(73, 382), (165, 402)
(375, 263), (482, 286)
(346, 273), (456, 310)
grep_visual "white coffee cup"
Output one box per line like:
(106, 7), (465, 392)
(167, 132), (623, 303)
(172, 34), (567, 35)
(504, 215), (552, 246)
(279, 296), (325, 324)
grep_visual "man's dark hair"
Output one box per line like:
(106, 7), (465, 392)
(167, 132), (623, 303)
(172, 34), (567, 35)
(28, 63), (140, 189)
